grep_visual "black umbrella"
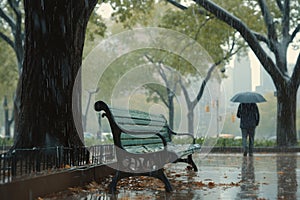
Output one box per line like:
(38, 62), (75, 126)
(230, 92), (267, 103)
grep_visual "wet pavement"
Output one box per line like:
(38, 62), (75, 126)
(42, 153), (300, 200)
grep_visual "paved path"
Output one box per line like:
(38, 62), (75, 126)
(43, 153), (300, 200)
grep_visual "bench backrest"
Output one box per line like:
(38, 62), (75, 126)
(95, 101), (172, 151)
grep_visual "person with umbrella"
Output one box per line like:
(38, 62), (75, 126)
(237, 103), (260, 156)
(231, 92), (266, 156)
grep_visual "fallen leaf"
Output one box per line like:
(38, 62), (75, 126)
(208, 182), (215, 188)
(194, 181), (205, 187)
(65, 164), (71, 169)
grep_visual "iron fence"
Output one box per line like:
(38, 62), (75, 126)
(0, 144), (116, 184)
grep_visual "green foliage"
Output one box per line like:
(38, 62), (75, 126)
(0, 137), (14, 146)
(86, 6), (107, 41)
(159, 4), (248, 68)
(0, 39), (18, 97)
(84, 135), (113, 147)
(109, 0), (155, 28)
(195, 137), (278, 147)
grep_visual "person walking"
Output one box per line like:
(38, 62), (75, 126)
(237, 103), (260, 156)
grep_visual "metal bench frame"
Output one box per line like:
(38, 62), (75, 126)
(94, 101), (201, 193)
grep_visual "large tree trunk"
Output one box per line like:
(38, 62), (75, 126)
(276, 85), (297, 146)
(13, 0), (97, 148)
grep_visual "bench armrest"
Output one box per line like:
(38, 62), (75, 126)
(155, 133), (168, 147)
(172, 132), (196, 144)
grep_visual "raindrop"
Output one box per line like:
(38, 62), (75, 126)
(33, 12), (40, 31)
(84, 0), (89, 8)
(60, 16), (66, 35)
(41, 18), (47, 35)
(41, 0), (45, 10)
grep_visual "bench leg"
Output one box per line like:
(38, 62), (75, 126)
(187, 155), (198, 172)
(109, 170), (123, 194)
(154, 169), (173, 192)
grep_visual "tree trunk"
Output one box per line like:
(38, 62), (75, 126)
(187, 110), (194, 134)
(13, 0), (97, 148)
(276, 86), (297, 146)
(3, 96), (12, 138)
(168, 93), (174, 130)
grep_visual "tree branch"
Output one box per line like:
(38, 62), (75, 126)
(146, 84), (169, 107)
(166, 0), (208, 16)
(179, 78), (192, 106)
(252, 31), (269, 45)
(144, 54), (171, 104)
(165, 0), (188, 10)
(281, 0), (290, 39)
(0, 7), (17, 33)
(8, 0), (24, 73)
(290, 24), (300, 42)
(8, 0), (22, 18)
(257, 0), (278, 42)
(276, 0), (283, 12)
(191, 39), (239, 107)
(194, 17), (211, 41)
(194, 0), (285, 84)
(0, 31), (14, 49)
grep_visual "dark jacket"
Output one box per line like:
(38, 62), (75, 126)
(237, 103), (260, 129)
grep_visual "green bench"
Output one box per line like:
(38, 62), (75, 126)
(94, 101), (201, 193)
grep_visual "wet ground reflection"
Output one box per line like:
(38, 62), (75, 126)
(277, 154), (298, 199)
(42, 153), (300, 200)
(236, 157), (258, 199)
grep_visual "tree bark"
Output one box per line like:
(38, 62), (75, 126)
(276, 84), (297, 146)
(13, 0), (97, 148)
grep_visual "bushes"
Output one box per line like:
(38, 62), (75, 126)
(195, 137), (278, 147)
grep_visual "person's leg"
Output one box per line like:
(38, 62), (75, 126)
(248, 128), (255, 156)
(241, 128), (248, 156)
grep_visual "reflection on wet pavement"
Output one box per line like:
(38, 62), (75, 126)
(277, 154), (298, 200)
(236, 157), (258, 199)
(42, 153), (300, 200)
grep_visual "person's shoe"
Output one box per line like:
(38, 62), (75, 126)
(243, 152), (247, 156)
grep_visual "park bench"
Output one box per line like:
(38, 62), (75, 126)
(94, 101), (201, 193)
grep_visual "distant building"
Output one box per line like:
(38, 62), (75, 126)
(222, 66), (234, 102)
(256, 66), (275, 94)
(233, 54), (252, 93)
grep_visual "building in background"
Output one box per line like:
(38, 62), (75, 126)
(255, 66), (275, 94)
(232, 54), (252, 94)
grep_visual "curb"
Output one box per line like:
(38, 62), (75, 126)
(206, 146), (300, 153)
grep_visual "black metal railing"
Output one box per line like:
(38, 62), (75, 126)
(0, 145), (116, 184)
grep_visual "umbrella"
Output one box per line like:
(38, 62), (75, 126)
(230, 92), (266, 103)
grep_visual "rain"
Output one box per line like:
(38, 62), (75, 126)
(0, 0), (299, 200)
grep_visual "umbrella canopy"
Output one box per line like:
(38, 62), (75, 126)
(230, 92), (267, 103)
